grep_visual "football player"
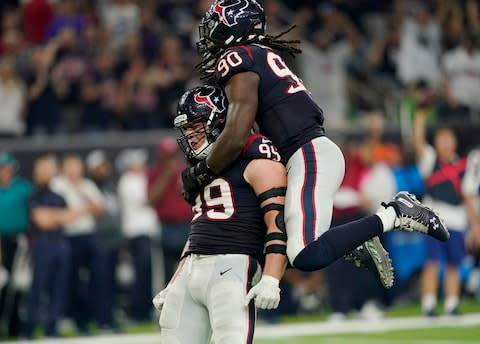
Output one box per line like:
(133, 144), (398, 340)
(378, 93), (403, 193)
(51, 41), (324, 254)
(154, 85), (288, 344)
(181, 0), (450, 286)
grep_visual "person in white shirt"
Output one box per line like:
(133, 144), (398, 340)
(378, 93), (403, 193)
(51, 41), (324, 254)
(117, 149), (159, 322)
(442, 33), (480, 113)
(100, 0), (140, 49)
(50, 155), (105, 333)
(397, 4), (441, 86)
(0, 57), (25, 137)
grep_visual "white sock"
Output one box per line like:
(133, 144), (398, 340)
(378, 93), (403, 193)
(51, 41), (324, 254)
(444, 296), (459, 313)
(375, 206), (398, 232)
(422, 294), (437, 312)
(466, 268), (480, 293)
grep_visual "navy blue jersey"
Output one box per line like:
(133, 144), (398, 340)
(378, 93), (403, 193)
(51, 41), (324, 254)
(29, 186), (67, 235)
(215, 44), (325, 162)
(188, 134), (281, 261)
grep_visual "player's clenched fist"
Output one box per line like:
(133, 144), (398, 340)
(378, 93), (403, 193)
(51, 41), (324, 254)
(181, 161), (215, 204)
(245, 275), (281, 310)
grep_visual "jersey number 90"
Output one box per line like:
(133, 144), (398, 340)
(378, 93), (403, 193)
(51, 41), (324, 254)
(217, 50), (307, 95)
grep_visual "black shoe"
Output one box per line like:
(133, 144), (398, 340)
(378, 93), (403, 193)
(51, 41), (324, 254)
(446, 307), (461, 317)
(424, 308), (438, 317)
(345, 236), (394, 289)
(382, 192), (450, 242)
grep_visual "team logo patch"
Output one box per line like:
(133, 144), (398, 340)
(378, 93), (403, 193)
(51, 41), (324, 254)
(193, 86), (227, 114)
(213, 0), (249, 27)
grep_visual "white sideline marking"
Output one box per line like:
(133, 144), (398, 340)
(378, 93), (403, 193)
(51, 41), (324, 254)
(255, 313), (480, 338)
(8, 313), (480, 344)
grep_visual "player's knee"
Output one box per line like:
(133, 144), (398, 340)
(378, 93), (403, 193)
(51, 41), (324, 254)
(159, 294), (182, 330)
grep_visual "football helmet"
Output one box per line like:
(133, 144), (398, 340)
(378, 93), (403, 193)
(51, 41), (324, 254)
(175, 85), (228, 161)
(197, 0), (266, 56)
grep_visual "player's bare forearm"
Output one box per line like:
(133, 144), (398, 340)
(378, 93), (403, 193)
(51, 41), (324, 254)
(244, 158), (288, 280)
(206, 72), (259, 173)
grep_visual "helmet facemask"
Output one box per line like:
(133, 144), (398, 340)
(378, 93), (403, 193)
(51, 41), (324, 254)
(176, 119), (216, 161)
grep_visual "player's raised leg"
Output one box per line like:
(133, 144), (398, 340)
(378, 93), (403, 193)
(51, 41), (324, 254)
(160, 257), (212, 344)
(286, 138), (448, 274)
(284, 136), (345, 261)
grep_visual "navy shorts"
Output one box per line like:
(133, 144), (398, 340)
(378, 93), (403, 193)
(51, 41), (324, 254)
(426, 229), (465, 266)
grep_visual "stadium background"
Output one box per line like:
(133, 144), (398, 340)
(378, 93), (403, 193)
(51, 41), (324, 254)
(0, 0), (480, 342)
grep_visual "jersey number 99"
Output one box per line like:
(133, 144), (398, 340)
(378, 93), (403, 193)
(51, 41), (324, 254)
(192, 178), (235, 221)
(267, 51), (307, 94)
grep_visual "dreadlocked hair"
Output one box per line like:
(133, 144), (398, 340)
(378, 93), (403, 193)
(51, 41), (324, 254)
(195, 25), (302, 80)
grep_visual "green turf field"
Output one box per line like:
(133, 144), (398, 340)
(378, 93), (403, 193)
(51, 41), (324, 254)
(256, 326), (480, 343)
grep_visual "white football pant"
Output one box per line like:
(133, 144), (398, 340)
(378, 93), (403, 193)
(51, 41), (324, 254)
(160, 254), (261, 344)
(285, 136), (346, 263)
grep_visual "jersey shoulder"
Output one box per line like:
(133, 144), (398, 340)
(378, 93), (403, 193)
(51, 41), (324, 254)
(241, 134), (281, 162)
(215, 44), (266, 84)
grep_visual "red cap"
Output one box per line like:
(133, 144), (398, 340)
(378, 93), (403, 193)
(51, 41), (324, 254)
(156, 137), (179, 156)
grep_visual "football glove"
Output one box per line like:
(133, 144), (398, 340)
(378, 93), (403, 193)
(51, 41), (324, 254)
(181, 160), (215, 204)
(152, 287), (169, 313)
(245, 275), (281, 310)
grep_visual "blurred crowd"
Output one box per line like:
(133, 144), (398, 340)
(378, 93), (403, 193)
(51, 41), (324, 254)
(0, 137), (193, 338)
(0, 0), (479, 136)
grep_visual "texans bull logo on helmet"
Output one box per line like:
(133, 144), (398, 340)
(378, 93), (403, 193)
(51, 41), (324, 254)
(212, 0), (251, 27)
(193, 86), (227, 115)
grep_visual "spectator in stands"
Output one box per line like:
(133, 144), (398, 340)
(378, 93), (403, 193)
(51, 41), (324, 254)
(441, 33), (480, 121)
(100, 0), (140, 49)
(0, 57), (25, 137)
(464, 146), (480, 298)
(52, 26), (89, 132)
(23, 155), (78, 339)
(119, 55), (159, 130)
(151, 35), (190, 125)
(45, 0), (86, 41)
(263, 0), (291, 36)
(25, 41), (68, 136)
(439, 2), (465, 52)
(397, 1), (441, 86)
(147, 137), (191, 282)
(0, 152), (31, 338)
(139, 5), (162, 62)
(22, 0), (54, 44)
(297, 5), (359, 128)
(465, 148), (480, 255)
(86, 150), (122, 331)
(0, 8), (26, 57)
(413, 108), (480, 316)
(327, 134), (377, 321)
(368, 18), (401, 86)
(51, 155), (105, 333)
(117, 149), (158, 323)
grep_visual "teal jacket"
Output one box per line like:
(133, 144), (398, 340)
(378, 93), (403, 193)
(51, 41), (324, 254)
(0, 177), (32, 234)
